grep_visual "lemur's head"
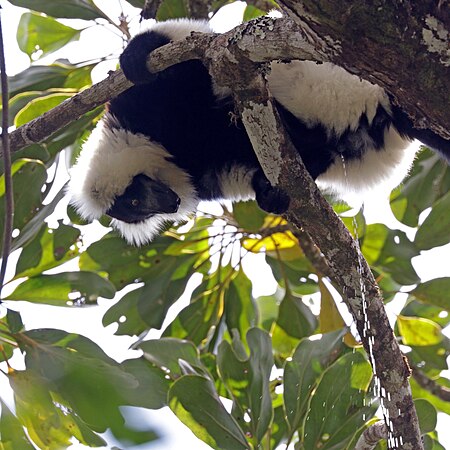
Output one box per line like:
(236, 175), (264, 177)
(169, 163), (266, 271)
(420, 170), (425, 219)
(68, 118), (199, 245)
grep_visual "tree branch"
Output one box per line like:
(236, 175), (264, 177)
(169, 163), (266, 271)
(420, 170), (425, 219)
(4, 69), (131, 156)
(412, 366), (450, 402)
(355, 422), (388, 450)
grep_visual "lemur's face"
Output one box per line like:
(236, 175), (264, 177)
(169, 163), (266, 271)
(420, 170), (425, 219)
(106, 173), (181, 224)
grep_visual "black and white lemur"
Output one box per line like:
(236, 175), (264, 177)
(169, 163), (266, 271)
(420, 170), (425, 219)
(69, 19), (450, 246)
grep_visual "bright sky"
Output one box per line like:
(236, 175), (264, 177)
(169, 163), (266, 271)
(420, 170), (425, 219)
(1, 1), (450, 449)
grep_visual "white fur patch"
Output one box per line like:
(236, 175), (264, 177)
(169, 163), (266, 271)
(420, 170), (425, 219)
(316, 127), (416, 196)
(147, 18), (212, 41)
(268, 61), (391, 136)
(219, 166), (256, 202)
(68, 120), (198, 246)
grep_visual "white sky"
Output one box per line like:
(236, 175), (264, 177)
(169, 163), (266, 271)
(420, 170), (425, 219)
(1, 1), (450, 449)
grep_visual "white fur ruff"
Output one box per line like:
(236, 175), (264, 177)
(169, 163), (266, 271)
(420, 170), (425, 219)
(219, 166), (256, 202)
(268, 61), (391, 136)
(68, 121), (198, 246)
(316, 127), (416, 196)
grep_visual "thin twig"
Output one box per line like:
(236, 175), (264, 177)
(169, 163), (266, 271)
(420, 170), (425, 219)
(0, 7), (13, 299)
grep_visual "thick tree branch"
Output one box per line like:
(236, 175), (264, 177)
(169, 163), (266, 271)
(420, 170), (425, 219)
(4, 70), (131, 156)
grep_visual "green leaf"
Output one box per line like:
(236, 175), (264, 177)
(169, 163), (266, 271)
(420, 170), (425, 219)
(8, 63), (85, 97)
(139, 338), (203, 378)
(22, 330), (166, 430)
(103, 255), (198, 335)
(15, 93), (72, 127)
(390, 150), (450, 227)
(7, 271), (115, 305)
(361, 223), (419, 285)
(11, 185), (67, 252)
(6, 89), (70, 124)
(17, 12), (81, 59)
(6, 309), (24, 333)
(163, 268), (231, 345)
(8, 0), (109, 20)
(156, 0), (188, 21)
(401, 299), (450, 328)
(411, 278), (450, 311)
(243, 4), (266, 21)
(0, 400), (36, 449)
(169, 375), (250, 450)
(224, 269), (257, 342)
(0, 159), (47, 241)
(217, 329), (274, 444)
(302, 351), (376, 449)
(415, 190), (450, 250)
(415, 399), (437, 434)
(276, 291), (317, 339)
(233, 200), (267, 231)
(397, 316), (443, 346)
(9, 369), (106, 448)
(409, 339), (450, 373)
(14, 222), (80, 279)
(80, 233), (182, 288)
(283, 329), (346, 432)
(410, 377), (450, 415)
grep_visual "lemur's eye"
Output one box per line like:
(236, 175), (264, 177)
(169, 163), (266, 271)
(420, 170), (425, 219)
(131, 199), (139, 207)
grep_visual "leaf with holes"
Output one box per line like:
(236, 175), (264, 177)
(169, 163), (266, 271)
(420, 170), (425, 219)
(18, 12), (81, 59)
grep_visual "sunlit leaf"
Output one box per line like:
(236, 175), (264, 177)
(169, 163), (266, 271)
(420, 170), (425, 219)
(17, 12), (81, 59)
(401, 298), (450, 328)
(14, 222), (80, 279)
(397, 316), (443, 346)
(7, 271), (115, 305)
(169, 375), (250, 450)
(0, 399), (41, 449)
(15, 93), (72, 127)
